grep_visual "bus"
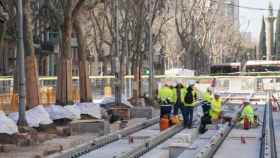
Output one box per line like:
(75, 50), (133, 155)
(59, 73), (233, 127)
(210, 60), (280, 75)
(210, 63), (240, 74)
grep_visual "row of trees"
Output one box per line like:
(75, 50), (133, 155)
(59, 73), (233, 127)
(0, 0), (253, 117)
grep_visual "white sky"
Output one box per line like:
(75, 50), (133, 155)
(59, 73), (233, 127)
(239, 0), (280, 41)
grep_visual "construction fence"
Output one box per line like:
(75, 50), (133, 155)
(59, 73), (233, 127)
(0, 75), (280, 113)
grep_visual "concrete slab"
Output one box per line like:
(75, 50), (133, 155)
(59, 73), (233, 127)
(79, 124), (160, 158)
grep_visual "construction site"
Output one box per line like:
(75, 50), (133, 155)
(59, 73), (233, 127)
(0, 76), (279, 158)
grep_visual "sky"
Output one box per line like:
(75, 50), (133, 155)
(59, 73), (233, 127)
(239, 0), (280, 41)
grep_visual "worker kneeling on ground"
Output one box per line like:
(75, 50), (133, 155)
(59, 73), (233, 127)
(181, 80), (197, 128)
(238, 97), (256, 129)
(210, 93), (222, 124)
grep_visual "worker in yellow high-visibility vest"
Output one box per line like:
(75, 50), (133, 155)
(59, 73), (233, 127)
(210, 93), (222, 122)
(158, 83), (173, 118)
(199, 88), (213, 133)
(202, 88), (213, 113)
(158, 84), (173, 105)
(181, 80), (197, 128)
(239, 97), (255, 128)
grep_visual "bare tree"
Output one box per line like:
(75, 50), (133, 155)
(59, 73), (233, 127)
(23, 0), (40, 109)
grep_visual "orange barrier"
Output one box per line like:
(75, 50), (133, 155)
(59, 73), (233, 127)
(10, 92), (18, 112)
(104, 86), (112, 97)
(72, 88), (80, 103)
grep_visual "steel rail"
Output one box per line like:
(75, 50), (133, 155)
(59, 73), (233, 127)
(115, 101), (204, 158)
(117, 123), (185, 158)
(269, 102), (277, 158)
(46, 117), (160, 158)
(194, 106), (243, 158)
(194, 93), (256, 158)
(260, 104), (267, 158)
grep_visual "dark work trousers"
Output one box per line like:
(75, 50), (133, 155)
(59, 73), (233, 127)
(181, 106), (194, 128)
(173, 101), (182, 115)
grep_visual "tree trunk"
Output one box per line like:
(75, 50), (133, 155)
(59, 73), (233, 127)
(132, 58), (140, 99)
(0, 22), (6, 56)
(73, 17), (92, 102)
(23, 0), (40, 109)
(56, 0), (73, 105)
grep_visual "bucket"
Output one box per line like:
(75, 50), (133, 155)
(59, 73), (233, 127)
(160, 117), (170, 131)
(243, 117), (250, 130)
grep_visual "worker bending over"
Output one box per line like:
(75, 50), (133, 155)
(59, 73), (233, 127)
(239, 97), (255, 129)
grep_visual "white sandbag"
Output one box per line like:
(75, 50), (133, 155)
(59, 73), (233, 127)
(0, 111), (18, 134)
(64, 105), (81, 120)
(77, 102), (102, 119)
(45, 105), (79, 120)
(9, 105), (53, 127)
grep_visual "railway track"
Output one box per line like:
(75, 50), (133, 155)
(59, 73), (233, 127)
(47, 117), (160, 158)
(48, 93), (277, 158)
(194, 99), (277, 158)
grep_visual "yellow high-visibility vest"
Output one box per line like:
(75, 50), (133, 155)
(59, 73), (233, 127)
(203, 91), (213, 104)
(241, 104), (254, 123)
(210, 98), (222, 120)
(158, 86), (173, 103)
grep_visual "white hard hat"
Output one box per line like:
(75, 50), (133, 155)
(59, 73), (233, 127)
(172, 82), (177, 87)
(188, 80), (196, 86)
(244, 96), (251, 103)
(214, 93), (221, 96)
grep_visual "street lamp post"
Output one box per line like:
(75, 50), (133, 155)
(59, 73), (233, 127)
(148, 0), (155, 101)
(16, 0), (27, 127)
(113, 0), (121, 105)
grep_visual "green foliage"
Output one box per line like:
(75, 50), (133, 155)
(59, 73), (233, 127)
(259, 17), (266, 60)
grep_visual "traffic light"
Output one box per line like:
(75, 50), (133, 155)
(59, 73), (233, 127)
(144, 68), (151, 75)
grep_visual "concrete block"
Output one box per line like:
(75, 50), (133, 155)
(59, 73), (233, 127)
(0, 134), (16, 144)
(56, 126), (71, 137)
(169, 143), (195, 158)
(0, 144), (17, 152)
(70, 119), (110, 136)
(110, 107), (130, 120)
(130, 107), (153, 119)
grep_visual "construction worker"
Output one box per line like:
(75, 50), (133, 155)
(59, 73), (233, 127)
(171, 83), (178, 115)
(199, 88), (213, 133)
(202, 88), (213, 114)
(158, 83), (173, 104)
(172, 82), (185, 115)
(210, 93), (222, 123)
(158, 83), (173, 118)
(181, 80), (197, 128)
(240, 97), (255, 128)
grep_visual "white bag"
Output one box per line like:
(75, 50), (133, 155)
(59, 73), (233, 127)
(77, 102), (102, 119)
(9, 105), (53, 127)
(64, 105), (81, 120)
(45, 105), (80, 120)
(0, 111), (18, 135)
